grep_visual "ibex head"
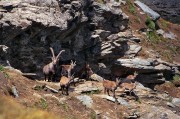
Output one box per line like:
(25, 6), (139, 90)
(70, 60), (76, 69)
(50, 47), (65, 65)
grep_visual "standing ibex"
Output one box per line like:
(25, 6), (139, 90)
(125, 71), (138, 83)
(119, 77), (138, 100)
(61, 60), (76, 77)
(103, 78), (121, 98)
(60, 73), (74, 95)
(43, 47), (65, 82)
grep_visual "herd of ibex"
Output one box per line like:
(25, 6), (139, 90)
(43, 47), (138, 100)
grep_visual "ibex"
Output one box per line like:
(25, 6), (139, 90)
(103, 78), (121, 98)
(126, 71), (138, 83)
(77, 62), (94, 80)
(119, 78), (138, 100)
(43, 47), (65, 82)
(61, 60), (76, 77)
(60, 73), (74, 95)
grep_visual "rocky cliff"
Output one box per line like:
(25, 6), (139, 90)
(0, 0), (179, 85)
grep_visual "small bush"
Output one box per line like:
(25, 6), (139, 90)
(146, 31), (160, 43)
(145, 17), (156, 30)
(34, 98), (48, 110)
(0, 65), (4, 71)
(173, 75), (180, 81)
(126, 0), (136, 14)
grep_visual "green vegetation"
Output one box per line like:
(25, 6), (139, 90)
(146, 31), (160, 43)
(0, 65), (4, 71)
(126, 0), (136, 14)
(173, 75), (180, 81)
(58, 103), (69, 112)
(90, 111), (96, 119)
(0, 65), (9, 78)
(95, 0), (105, 4)
(161, 20), (168, 28)
(82, 89), (101, 95)
(34, 98), (48, 110)
(145, 17), (156, 30)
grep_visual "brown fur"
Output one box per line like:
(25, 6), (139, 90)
(61, 60), (76, 77)
(60, 75), (74, 95)
(103, 78), (121, 98)
(119, 78), (138, 100)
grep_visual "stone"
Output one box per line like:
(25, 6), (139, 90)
(140, 106), (180, 119)
(125, 45), (142, 55)
(172, 98), (180, 107)
(134, 1), (160, 20)
(76, 95), (93, 108)
(11, 86), (19, 98)
(74, 81), (102, 94)
(167, 102), (176, 108)
(95, 94), (130, 107)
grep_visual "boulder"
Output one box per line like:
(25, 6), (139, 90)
(134, 1), (160, 20)
(76, 95), (93, 108)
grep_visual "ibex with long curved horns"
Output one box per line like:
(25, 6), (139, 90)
(43, 47), (65, 82)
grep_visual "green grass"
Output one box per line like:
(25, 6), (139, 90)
(34, 98), (48, 110)
(90, 111), (96, 119)
(126, 0), (136, 14)
(173, 75), (180, 81)
(82, 89), (101, 95)
(161, 20), (168, 28)
(0, 65), (4, 71)
(0, 65), (9, 78)
(145, 17), (156, 30)
(146, 31), (161, 43)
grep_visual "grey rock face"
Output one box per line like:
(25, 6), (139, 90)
(135, 0), (160, 20)
(140, 0), (180, 24)
(0, 0), (131, 77)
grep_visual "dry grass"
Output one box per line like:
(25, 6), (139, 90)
(0, 96), (59, 119)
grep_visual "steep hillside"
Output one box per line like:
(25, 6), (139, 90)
(0, 0), (180, 119)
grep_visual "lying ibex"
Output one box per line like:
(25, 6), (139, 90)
(43, 47), (65, 82)
(103, 78), (121, 98)
(60, 74), (74, 95)
(61, 60), (76, 77)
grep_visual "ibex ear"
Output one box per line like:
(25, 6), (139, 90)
(74, 61), (76, 66)
(134, 71), (138, 76)
(116, 78), (119, 83)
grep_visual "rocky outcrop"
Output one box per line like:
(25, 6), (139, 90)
(115, 58), (179, 84)
(0, 0), (131, 77)
(135, 0), (160, 20)
(0, 0), (179, 86)
(140, 0), (180, 24)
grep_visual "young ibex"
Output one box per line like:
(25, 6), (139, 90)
(77, 62), (94, 80)
(119, 78), (138, 100)
(126, 71), (138, 83)
(60, 74), (74, 95)
(103, 78), (121, 98)
(61, 60), (76, 77)
(43, 47), (65, 82)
